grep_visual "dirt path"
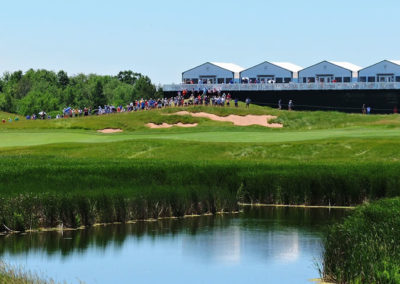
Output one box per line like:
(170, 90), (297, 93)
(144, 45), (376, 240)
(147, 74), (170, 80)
(172, 111), (283, 128)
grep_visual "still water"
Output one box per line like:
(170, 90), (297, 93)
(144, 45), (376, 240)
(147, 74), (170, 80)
(0, 207), (348, 284)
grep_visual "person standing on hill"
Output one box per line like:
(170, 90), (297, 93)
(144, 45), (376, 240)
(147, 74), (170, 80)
(278, 99), (282, 110)
(234, 98), (238, 107)
(288, 100), (293, 111)
(245, 98), (251, 108)
(362, 104), (366, 114)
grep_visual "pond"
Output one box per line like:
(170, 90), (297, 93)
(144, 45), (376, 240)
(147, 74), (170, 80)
(0, 206), (349, 284)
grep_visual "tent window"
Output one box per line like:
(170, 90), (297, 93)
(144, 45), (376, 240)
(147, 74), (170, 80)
(335, 77), (342, 82)
(343, 77), (351, 82)
(284, 78), (291, 83)
(368, 77), (375, 82)
(396, 76), (400, 82)
(359, 77), (366, 82)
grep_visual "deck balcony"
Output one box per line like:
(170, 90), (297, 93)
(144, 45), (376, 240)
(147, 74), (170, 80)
(163, 82), (400, 92)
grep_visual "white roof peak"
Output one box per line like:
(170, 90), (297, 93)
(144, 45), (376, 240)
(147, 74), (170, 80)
(271, 62), (303, 72)
(328, 61), (362, 72)
(387, 60), (400, 66)
(210, 62), (244, 73)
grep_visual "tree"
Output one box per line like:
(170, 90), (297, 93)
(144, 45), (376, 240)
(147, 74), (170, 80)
(10, 71), (23, 83)
(0, 93), (13, 112)
(133, 76), (156, 99)
(0, 69), (159, 114)
(57, 70), (69, 88)
(91, 80), (107, 107)
(117, 70), (142, 85)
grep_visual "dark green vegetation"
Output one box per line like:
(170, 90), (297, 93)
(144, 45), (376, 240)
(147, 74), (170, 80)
(0, 69), (162, 115)
(323, 197), (400, 283)
(1, 105), (400, 231)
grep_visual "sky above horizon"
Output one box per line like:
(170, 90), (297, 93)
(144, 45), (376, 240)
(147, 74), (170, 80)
(0, 0), (399, 84)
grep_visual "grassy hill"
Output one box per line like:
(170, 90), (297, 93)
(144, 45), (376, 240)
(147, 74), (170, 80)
(1, 105), (400, 231)
(2, 104), (400, 132)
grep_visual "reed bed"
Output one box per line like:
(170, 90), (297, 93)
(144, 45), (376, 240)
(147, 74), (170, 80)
(322, 197), (400, 283)
(0, 261), (57, 284)
(1, 157), (400, 231)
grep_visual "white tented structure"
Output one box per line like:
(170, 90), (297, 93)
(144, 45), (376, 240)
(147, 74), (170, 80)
(358, 60), (400, 83)
(239, 62), (303, 83)
(182, 62), (244, 84)
(298, 61), (361, 83)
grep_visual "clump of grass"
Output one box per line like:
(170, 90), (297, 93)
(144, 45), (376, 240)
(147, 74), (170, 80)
(322, 197), (400, 283)
(0, 260), (57, 284)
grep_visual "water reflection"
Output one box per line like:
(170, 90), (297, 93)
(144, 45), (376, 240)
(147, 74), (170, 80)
(0, 207), (349, 284)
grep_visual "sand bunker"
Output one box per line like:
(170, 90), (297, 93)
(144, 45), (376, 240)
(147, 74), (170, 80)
(172, 111), (283, 128)
(146, 122), (198, 129)
(97, 128), (123, 133)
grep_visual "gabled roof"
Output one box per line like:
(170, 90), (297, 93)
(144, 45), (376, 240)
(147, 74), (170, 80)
(299, 60), (362, 74)
(240, 61), (303, 74)
(328, 61), (362, 72)
(210, 62), (244, 73)
(183, 62), (244, 75)
(387, 60), (400, 66)
(358, 60), (400, 72)
(272, 62), (303, 73)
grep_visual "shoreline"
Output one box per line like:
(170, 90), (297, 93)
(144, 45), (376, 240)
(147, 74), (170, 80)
(0, 203), (354, 236)
(0, 210), (241, 236)
(238, 203), (355, 209)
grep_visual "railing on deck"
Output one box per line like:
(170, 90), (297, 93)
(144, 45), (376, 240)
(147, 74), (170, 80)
(163, 82), (400, 92)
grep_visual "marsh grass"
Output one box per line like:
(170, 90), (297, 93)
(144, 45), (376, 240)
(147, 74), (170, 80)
(323, 198), (400, 283)
(0, 260), (59, 284)
(0, 155), (399, 231)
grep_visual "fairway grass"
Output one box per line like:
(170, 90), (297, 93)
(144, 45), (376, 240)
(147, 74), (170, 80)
(1, 127), (400, 147)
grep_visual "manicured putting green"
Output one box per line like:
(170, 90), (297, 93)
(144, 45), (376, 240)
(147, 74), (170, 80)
(0, 127), (399, 147)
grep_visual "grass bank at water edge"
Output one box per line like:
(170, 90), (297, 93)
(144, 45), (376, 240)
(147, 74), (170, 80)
(1, 158), (400, 231)
(0, 261), (56, 284)
(323, 197), (400, 283)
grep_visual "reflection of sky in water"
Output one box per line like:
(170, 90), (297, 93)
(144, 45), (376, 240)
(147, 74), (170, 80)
(0, 208), (345, 284)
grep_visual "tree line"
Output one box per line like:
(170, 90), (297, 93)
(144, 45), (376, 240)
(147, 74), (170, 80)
(0, 69), (163, 115)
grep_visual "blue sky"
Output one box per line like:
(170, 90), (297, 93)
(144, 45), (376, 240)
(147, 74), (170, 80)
(0, 0), (399, 84)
